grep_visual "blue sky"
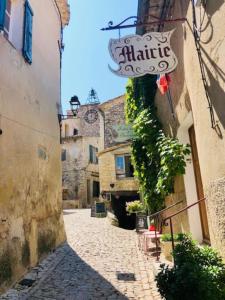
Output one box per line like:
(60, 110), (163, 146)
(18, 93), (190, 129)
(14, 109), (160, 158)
(61, 0), (138, 111)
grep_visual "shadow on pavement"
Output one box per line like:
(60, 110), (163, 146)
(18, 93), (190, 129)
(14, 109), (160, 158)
(29, 243), (129, 300)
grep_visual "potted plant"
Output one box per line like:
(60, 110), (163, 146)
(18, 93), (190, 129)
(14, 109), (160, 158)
(160, 233), (185, 261)
(126, 200), (145, 215)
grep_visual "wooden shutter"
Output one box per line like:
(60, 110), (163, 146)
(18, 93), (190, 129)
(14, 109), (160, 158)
(96, 147), (98, 164)
(23, 1), (33, 64)
(89, 145), (93, 163)
(125, 155), (134, 177)
(0, 0), (6, 30)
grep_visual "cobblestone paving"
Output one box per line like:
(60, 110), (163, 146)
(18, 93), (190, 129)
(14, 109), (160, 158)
(1, 210), (162, 300)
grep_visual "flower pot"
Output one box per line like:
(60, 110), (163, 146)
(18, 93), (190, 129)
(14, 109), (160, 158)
(161, 241), (179, 262)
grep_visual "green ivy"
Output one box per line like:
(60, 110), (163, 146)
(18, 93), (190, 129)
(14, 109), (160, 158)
(125, 75), (190, 213)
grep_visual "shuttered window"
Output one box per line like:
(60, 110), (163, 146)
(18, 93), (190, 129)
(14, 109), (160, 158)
(23, 1), (33, 64)
(4, 0), (11, 39)
(89, 145), (93, 163)
(89, 145), (98, 164)
(0, 0), (6, 30)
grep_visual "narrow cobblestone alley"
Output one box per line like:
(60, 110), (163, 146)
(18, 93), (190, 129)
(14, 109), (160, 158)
(1, 210), (161, 300)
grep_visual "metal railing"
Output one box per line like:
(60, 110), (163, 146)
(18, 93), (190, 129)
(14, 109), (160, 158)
(149, 200), (183, 234)
(148, 200), (183, 261)
(162, 198), (206, 251)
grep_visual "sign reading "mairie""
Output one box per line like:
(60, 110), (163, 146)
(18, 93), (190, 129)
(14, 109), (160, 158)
(108, 31), (178, 78)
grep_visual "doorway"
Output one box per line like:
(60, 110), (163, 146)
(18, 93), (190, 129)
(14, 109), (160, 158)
(111, 193), (139, 230)
(189, 125), (210, 242)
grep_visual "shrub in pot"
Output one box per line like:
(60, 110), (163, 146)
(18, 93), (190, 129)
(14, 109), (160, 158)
(126, 200), (144, 214)
(160, 233), (185, 262)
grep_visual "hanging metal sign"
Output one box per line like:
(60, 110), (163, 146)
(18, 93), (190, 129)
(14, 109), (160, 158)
(108, 31), (178, 78)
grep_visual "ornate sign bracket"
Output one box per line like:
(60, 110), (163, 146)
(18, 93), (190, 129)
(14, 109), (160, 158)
(101, 16), (187, 31)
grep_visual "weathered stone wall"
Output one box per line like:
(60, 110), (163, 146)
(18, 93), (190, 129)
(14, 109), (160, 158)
(0, 0), (68, 292)
(78, 104), (100, 138)
(99, 95), (126, 148)
(61, 106), (101, 208)
(98, 144), (139, 193)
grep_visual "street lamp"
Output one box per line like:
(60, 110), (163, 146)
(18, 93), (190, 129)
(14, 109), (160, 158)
(58, 96), (81, 143)
(58, 95), (80, 122)
(69, 95), (80, 117)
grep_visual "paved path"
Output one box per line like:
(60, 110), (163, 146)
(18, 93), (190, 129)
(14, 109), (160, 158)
(1, 210), (161, 300)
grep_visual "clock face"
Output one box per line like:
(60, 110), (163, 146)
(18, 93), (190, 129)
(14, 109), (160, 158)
(84, 109), (98, 124)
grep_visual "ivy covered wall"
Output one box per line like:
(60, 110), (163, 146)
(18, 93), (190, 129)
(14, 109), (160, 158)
(125, 75), (190, 213)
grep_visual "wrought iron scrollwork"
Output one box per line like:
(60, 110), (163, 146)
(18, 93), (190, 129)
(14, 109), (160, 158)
(102, 16), (141, 31)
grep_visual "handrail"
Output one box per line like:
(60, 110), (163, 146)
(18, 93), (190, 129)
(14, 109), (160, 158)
(162, 197), (206, 251)
(148, 200), (183, 261)
(149, 200), (183, 219)
(163, 198), (206, 222)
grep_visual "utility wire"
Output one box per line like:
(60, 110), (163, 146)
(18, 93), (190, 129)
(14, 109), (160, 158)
(0, 114), (59, 140)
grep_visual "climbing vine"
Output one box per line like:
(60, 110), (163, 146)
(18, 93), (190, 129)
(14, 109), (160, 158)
(125, 75), (191, 213)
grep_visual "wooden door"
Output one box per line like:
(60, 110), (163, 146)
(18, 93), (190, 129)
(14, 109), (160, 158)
(189, 126), (210, 242)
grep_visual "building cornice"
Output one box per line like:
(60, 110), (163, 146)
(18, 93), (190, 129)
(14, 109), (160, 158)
(98, 142), (132, 157)
(54, 0), (70, 27)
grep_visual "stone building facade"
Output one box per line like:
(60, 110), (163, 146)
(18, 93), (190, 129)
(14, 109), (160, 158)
(98, 96), (139, 229)
(137, 0), (225, 258)
(0, 0), (69, 292)
(61, 104), (102, 208)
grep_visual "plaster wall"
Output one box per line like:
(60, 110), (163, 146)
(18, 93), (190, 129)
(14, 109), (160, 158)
(0, 0), (66, 291)
(181, 1), (225, 256)
(150, 0), (225, 256)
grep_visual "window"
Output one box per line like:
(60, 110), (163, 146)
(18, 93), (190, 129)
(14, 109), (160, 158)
(61, 149), (66, 161)
(115, 154), (134, 179)
(3, 0), (11, 39)
(0, 0), (33, 61)
(23, 1), (33, 64)
(89, 145), (98, 164)
(93, 181), (100, 198)
(0, 0), (11, 38)
(73, 128), (78, 136)
(0, 0), (6, 30)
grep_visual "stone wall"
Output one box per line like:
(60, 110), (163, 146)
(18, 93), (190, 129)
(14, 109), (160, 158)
(61, 106), (101, 208)
(99, 144), (139, 193)
(99, 95), (127, 149)
(0, 0), (68, 292)
(77, 104), (100, 138)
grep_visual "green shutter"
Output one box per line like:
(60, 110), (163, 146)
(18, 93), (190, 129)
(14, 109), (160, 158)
(89, 145), (93, 163)
(23, 1), (33, 64)
(0, 0), (6, 30)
